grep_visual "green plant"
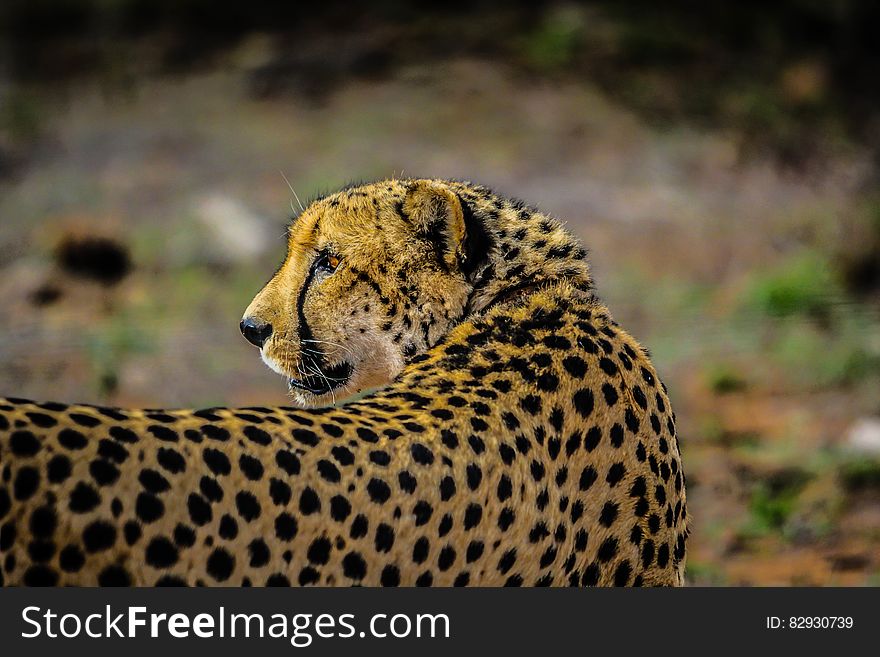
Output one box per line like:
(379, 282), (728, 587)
(706, 363), (747, 394)
(839, 459), (880, 492)
(745, 467), (812, 534)
(521, 5), (584, 72)
(744, 250), (839, 319)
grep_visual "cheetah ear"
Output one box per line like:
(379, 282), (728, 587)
(403, 181), (492, 283)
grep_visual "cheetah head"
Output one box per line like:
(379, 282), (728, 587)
(241, 179), (494, 407)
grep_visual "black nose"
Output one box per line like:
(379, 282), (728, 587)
(240, 317), (273, 348)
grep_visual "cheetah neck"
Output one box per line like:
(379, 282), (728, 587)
(447, 181), (594, 318)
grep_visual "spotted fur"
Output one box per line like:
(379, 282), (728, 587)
(0, 178), (687, 586)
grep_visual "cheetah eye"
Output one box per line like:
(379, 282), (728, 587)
(316, 253), (341, 273)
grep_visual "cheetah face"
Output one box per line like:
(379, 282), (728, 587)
(242, 179), (491, 407)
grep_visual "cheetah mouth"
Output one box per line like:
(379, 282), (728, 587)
(288, 361), (354, 395)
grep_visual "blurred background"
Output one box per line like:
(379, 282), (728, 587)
(1, 0), (879, 585)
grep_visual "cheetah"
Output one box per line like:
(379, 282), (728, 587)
(0, 178), (687, 586)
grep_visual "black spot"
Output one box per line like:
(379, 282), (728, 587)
(156, 447), (186, 473)
(187, 493), (213, 526)
(398, 470), (417, 494)
(464, 503), (482, 530)
(29, 506), (57, 538)
(468, 435), (486, 455)
(216, 514), (238, 540)
(99, 565), (132, 586)
(147, 425), (178, 442)
(562, 356), (588, 378)
(24, 565), (59, 586)
(439, 476), (456, 501)
(204, 448), (231, 476)
(200, 476), (223, 502)
(331, 495), (352, 521)
(235, 491), (261, 521)
(613, 560), (632, 586)
(124, 521), (141, 546)
(136, 492), (165, 523)
(657, 543), (670, 568)
(69, 413), (101, 428)
(275, 513), (298, 540)
(83, 520), (116, 552)
(497, 549), (517, 574)
(307, 537), (332, 565)
(299, 487), (321, 515)
(207, 548), (235, 582)
(411, 443), (435, 465)
(11, 431), (41, 456)
(573, 389), (594, 418)
(269, 478), (292, 506)
(58, 428), (88, 450)
(109, 426), (139, 443)
(47, 454), (72, 483)
(199, 424), (229, 441)
(597, 537), (618, 562)
(69, 481), (101, 512)
(317, 459), (341, 483)
(13, 466), (39, 500)
(343, 552), (367, 580)
(276, 449), (301, 475)
(584, 426), (601, 451)
(248, 539), (270, 567)
(98, 439), (128, 464)
(145, 536), (179, 568)
(28, 539), (55, 562)
(520, 395), (542, 415)
(298, 568), (320, 586)
(356, 427), (379, 443)
(174, 524), (197, 547)
(599, 502), (619, 527)
(579, 466), (598, 491)
(606, 462), (626, 487)
(59, 545), (85, 572)
(367, 478), (391, 504)
(381, 565), (400, 587)
(25, 412), (57, 428)
(244, 426), (272, 446)
(137, 469), (168, 495)
(89, 459), (120, 486)
(438, 546), (456, 571)
(350, 514), (369, 539)
(498, 508), (515, 531)
(629, 476), (647, 498)
(235, 454), (263, 481)
(466, 463), (482, 490)
(625, 407), (640, 433)
(375, 523), (395, 553)
(412, 537), (430, 564)
(598, 358), (618, 376)
(641, 539), (655, 567)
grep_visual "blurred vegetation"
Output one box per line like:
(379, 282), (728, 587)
(2, 0), (879, 164)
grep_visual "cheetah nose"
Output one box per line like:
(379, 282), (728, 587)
(240, 317), (273, 348)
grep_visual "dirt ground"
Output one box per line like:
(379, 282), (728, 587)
(1, 29), (879, 585)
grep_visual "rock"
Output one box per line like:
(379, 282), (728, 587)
(193, 194), (271, 264)
(845, 417), (880, 455)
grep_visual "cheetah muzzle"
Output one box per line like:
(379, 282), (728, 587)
(0, 178), (688, 587)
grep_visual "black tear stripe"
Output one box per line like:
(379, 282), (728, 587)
(296, 259), (322, 358)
